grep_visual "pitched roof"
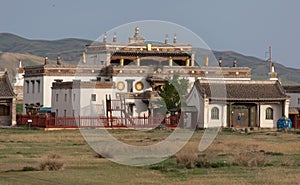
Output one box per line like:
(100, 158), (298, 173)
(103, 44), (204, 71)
(194, 80), (287, 101)
(283, 86), (300, 93)
(0, 71), (16, 98)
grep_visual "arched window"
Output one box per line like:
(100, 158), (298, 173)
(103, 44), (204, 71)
(266, 107), (273, 120)
(211, 107), (219, 120)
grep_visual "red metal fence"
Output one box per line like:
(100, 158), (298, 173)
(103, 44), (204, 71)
(17, 114), (180, 129)
(295, 117), (300, 129)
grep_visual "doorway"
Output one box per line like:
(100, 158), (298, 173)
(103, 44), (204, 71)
(229, 104), (257, 128)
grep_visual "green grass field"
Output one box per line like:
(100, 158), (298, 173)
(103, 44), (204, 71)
(0, 128), (300, 185)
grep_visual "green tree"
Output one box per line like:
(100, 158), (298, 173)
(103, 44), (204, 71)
(157, 73), (189, 114)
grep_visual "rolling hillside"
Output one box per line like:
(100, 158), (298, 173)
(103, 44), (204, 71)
(0, 33), (90, 62)
(0, 52), (55, 81)
(213, 51), (300, 85)
(0, 33), (299, 85)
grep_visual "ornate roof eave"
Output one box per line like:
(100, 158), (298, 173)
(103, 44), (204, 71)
(209, 97), (287, 102)
(111, 51), (191, 57)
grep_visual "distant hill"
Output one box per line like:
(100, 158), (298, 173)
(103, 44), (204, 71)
(0, 33), (90, 62)
(0, 52), (57, 81)
(213, 51), (300, 85)
(0, 33), (299, 85)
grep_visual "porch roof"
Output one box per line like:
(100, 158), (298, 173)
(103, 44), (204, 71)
(0, 71), (15, 98)
(289, 107), (299, 114)
(194, 80), (288, 102)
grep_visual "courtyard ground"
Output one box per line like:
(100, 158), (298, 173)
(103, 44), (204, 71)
(0, 127), (300, 185)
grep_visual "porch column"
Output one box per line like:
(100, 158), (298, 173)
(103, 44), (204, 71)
(284, 99), (290, 117)
(12, 98), (16, 126)
(257, 103), (261, 128)
(191, 53), (195, 66)
(136, 57), (140, 66)
(228, 103), (232, 127)
(185, 58), (190, 66)
(203, 96), (209, 128)
(169, 57), (173, 67)
(120, 58), (124, 66)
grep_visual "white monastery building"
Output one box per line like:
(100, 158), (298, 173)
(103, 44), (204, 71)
(23, 27), (289, 128)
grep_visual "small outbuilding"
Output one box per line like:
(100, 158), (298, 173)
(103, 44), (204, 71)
(185, 80), (289, 128)
(0, 71), (16, 126)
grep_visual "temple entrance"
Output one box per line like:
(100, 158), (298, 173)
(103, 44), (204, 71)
(229, 104), (257, 127)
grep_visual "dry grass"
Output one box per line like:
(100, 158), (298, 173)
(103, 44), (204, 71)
(281, 157), (295, 167)
(175, 152), (198, 169)
(234, 150), (270, 167)
(1, 128), (300, 184)
(39, 153), (64, 171)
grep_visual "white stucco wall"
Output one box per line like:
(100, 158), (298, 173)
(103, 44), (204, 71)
(51, 88), (73, 117)
(23, 76), (44, 112)
(23, 75), (96, 114)
(23, 75), (75, 113)
(206, 104), (227, 128)
(43, 76), (76, 108)
(259, 104), (283, 128)
(52, 87), (113, 118)
(185, 86), (204, 128)
(80, 88), (112, 117)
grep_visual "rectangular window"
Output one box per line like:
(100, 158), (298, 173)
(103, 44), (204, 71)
(128, 104), (134, 116)
(64, 109), (67, 117)
(31, 80), (35, 93)
(0, 105), (10, 116)
(26, 81), (29, 93)
(91, 94), (96, 101)
(64, 94), (67, 102)
(298, 98), (300, 104)
(56, 94), (59, 102)
(73, 94), (75, 101)
(56, 109), (58, 117)
(126, 79), (134, 92)
(37, 80), (41, 93)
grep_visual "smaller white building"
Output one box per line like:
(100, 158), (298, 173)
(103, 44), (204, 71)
(185, 80), (289, 128)
(0, 71), (16, 126)
(51, 80), (114, 117)
(23, 57), (100, 114)
(283, 85), (300, 128)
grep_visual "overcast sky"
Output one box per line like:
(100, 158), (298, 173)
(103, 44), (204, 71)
(1, 0), (300, 68)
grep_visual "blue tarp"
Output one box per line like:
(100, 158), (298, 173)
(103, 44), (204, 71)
(277, 117), (292, 130)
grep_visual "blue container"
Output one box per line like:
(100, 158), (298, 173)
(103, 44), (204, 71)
(277, 117), (292, 130)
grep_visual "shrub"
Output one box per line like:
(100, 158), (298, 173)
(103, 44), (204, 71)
(265, 151), (284, 156)
(194, 154), (211, 168)
(281, 158), (295, 166)
(234, 151), (269, 167)
(175, 152), (198, 169)
(195, 156), (231, 168)
(22, 166), (38, 171)
(40, 154), (64, 171)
